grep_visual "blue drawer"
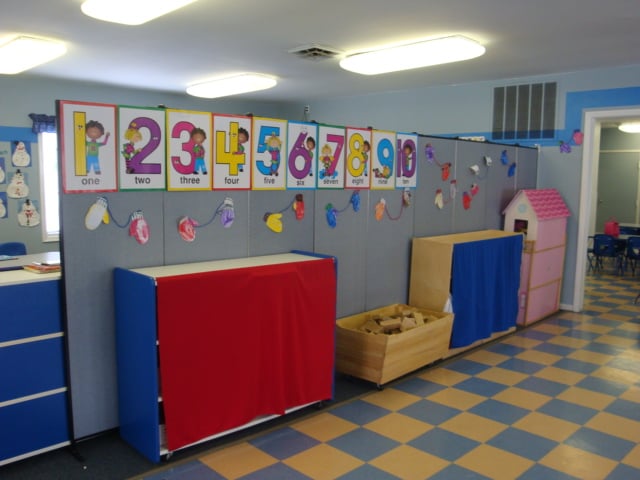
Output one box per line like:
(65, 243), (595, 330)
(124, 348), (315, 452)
(0, 392), (69, 463)
(0, 337), (66, 402)
(0, 279), (62, 343)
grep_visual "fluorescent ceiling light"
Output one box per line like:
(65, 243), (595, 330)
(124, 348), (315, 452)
(618, 122), (640, 133)
(186, 74), (277, 99)
(0, 36), (67, 74)
(339, 35), (486, 75)
(81, 0), (198, 26)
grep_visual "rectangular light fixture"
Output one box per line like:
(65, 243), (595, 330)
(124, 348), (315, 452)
(81, 0), (198, 26)
(339, 35), (485, 75)
(186, 73), (277, 99)
(0, 36), (67, 74)
(618, 122), (640, 133)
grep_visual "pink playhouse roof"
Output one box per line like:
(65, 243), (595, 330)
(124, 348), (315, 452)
(506, 188), (571, 219)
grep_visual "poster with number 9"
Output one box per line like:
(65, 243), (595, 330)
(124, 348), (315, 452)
(286, 121), (317, 189)
(118, 106), (166, 191)
(166, 109), (212, 191)
(371, 130), (396, 190)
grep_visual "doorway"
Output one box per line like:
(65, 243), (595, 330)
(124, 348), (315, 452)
(575, 107), (640, 311)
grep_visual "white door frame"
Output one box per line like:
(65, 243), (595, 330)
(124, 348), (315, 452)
(574, 106), (640, 311)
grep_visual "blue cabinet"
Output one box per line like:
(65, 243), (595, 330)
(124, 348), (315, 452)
(0, 272), (70, 466)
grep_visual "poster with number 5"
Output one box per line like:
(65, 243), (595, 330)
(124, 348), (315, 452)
(58, 100), (118, 193)
(395, 132), (418, 189)
(118, 106), (166, 191)
(166, 109), (212, 191)
(252, 116), (287, 190)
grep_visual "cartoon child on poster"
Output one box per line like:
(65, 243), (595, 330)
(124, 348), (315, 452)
(190, 127), (208, 174)
(265, 133), (282, 176)
(122, 123), (143, 174)
(319, 143), (337, 179)
(85, 120), (110, 175)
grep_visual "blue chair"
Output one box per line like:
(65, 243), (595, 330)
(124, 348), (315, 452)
(0, 242), (27, 256)
(592, 234), (624, 275)
(625, 236), (640, 276)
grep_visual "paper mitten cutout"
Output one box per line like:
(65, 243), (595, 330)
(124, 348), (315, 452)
(441, 163), (451, 181)
(293, 194), (305, 220)
(220, 197), (235, 228)
(450, 180), (457, 199)
(425, 143), (435, 163)
(508, 162), (517, 177)
(178, 216), (198, 242)
(402, 189), (412, 207)
(500, 150), (509, 165)
(573, 129), (584, 145)
(375, 198), (386, 221)
(470, 183), (479, 196)
(463, 192), (472, 210)
(435, 189), (444, 209)
(350, 191), (360, 212)
(264, 213), (283, 233)
(85, 196), (108, 230)
(325, 204), (337, 228)
(129, 211), (150, 244)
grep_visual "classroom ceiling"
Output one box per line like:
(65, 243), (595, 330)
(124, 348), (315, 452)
(2, 0), (640, 103)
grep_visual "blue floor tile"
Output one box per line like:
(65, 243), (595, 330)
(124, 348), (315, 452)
(239, 462), (312, 480)
(532, 342), (575, 357)
(429, 464), (492, 479)
(560, 329), (601, 341)
(408, 427), (479, 461)
(564, 427), (635, 461)
(575, 376), (629, 396)
(516, 329), (554, 341)
(515, 377), (569, 397)
(392, 377), (447, 397)
(453, 377), (508, 397)
(605, 463), (640, 480)
(517, 463), (582, 480)
(582, 341), (626, 355)
(143, 461), (226, 480)
(496, 357), (546, 374)
(587, 318), (623, 328)
(484, 343), (525, 357)
(331, 399), (391, 425)
(486, 427), (557, 461)
(605, 399), (640, 421)
(468, 399), (530, 425)
(249, 427), (319, 459)
(328, 428), (400, 461)
(442, 359), (492, 376)
(538, 399), (598, 424)
(398, 399), (461, 425)
(336, 464), (401, 480)
(551, 357), (600, 374)
(607, 356), (640, 374)
(607, 328), (640, 340)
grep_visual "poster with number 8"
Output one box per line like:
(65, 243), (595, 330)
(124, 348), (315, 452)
(118, 106), (166, 191)
(395, 132), (418, 189)
(166, 109), (212, 191)
(286, 121), (317, 189)
(345, 127), (371, 189)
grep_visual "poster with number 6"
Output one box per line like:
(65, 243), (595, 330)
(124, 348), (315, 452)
(395, 132), (418, 189)
(58, 100), (118, 193)
(166, 109), (212, 191)
(118, 106), (166, 191)
(286, 121), (317, 189)
(252, 116), (287, 190)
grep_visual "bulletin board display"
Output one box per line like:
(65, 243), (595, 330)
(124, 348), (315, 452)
(57, 100), (418, 194)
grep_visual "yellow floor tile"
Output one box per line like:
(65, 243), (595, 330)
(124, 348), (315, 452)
(583, 305), (612, 313)
(455, 444), (534, 480)
(539, 444), (617, 480)
(199, 442), (277, 479)
(283, 444), (363, 480)
(513, 412), (581, 442)
(585, 412), (640, 443)
(290, 412), (358, 442)
(438, 412), (507, 442)
(475, 366), (529, 386)
(463, 349), (511, 366)
(417, 367), (469, 386)
(492, 387), (552, 410)
(572, 323), (614, 334)
(556, 311), (593, 322)
(531, 323), (569, 335)
(500, 335), (542, 349)
(426, 387), (486, 410)
(623, 444), (640, 469)
(566, 349), (614, 365)
(533, 366), (587, 385)
(591, 366), (640, 385)
(620, 385), (640, 403)
(369, 445), (449, 480)
(556, 386), (615, 410)
(618, 322), (640, 333)
(515, 349), (562, 366)
(595, 335), (637, 348)
(599, 312), (636, 321)
(546, 336), (590, 349)
(365, 412), (433, 442)
(362, 387), (421, 410)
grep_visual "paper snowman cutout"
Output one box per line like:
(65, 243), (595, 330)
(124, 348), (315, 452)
(17, 199), (40, 227)
(12, 141), (31, 167)
(6, 169), (29, 198)
(0, 197), (6, 218)
(0, 163), (5, 183)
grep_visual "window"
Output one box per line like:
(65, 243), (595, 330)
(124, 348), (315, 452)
(38, 131), (60, 242)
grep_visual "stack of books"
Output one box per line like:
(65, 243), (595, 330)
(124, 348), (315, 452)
(23, 261), (61, 274)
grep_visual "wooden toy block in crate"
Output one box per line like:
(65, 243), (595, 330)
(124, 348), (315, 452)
(335, 304), (453, 387)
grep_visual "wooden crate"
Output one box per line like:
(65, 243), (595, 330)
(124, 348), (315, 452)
(335, 304), (453, 387)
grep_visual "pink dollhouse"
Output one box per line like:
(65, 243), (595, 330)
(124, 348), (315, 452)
(503, 188), (571, 325)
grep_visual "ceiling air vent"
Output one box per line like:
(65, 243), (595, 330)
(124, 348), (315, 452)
(289, 44), (342, 60)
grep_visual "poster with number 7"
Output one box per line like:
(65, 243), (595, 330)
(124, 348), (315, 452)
(316, 124), (345, 190)
(166, 109), (212, 191)
(118, 106), (166, 191)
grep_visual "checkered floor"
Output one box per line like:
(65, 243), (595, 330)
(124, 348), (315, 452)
(137, 274), (640, 480)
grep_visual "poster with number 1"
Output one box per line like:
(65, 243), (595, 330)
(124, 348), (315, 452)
(118, 106), (166, 191)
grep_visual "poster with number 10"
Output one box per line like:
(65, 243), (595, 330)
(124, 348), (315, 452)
(213, 114), (252, 190)
(117, 106), (166, 191)
(59, 100), (118, 193)
(166, 109), (212, 191)
(395, 132), (418, 189)
(251, 116), (287, 190)
(286, 121), (317, 189)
